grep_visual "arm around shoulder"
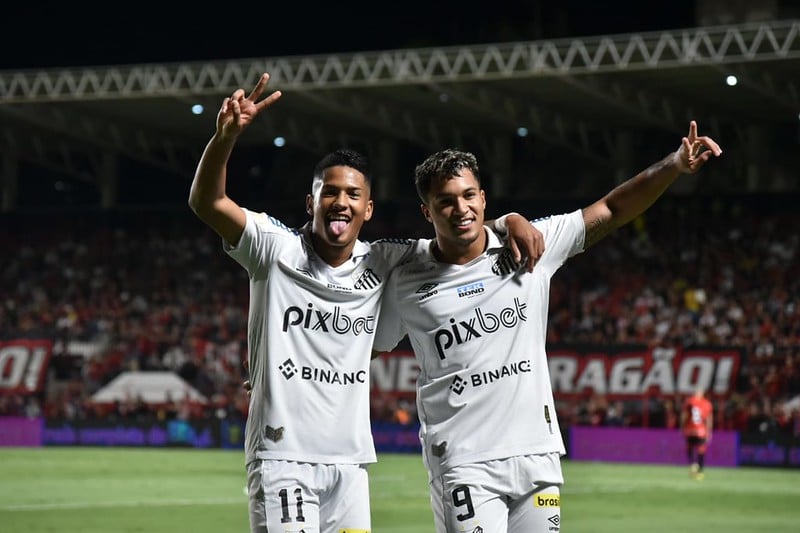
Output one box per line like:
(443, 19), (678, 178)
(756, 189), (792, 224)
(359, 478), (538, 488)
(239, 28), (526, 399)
(487, 213), (544, 272)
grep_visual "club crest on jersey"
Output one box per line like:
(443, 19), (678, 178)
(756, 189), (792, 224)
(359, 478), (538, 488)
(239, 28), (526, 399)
(353, 268), (381, 290)
(491, 248), (519, 276)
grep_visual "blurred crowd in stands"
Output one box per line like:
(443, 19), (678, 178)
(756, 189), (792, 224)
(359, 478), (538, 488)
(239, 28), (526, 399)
(1, 194), (798, 438)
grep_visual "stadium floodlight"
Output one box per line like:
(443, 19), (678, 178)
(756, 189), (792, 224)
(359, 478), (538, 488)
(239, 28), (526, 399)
(726, 75), (738, 87)
(516, 127), (529, 138)
(191, 104), (204, 115)
(273, 136), (286, 147)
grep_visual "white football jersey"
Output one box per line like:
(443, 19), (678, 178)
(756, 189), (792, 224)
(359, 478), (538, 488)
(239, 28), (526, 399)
(374, 210), (585, 477)
(226, 208), (415, 465)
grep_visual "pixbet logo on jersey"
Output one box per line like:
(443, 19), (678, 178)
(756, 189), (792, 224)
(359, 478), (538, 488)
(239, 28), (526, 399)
(282, 303), (375, 335)
(434, 297), (527, 359)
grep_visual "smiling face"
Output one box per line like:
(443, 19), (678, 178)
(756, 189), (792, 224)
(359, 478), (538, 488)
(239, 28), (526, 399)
(306, 164), (373, 266)
(421, 168), (487, 262)
(415, 149), (487, 264)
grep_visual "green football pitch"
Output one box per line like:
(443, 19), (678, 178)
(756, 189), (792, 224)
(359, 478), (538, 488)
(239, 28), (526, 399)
(1, 447), (798, 532)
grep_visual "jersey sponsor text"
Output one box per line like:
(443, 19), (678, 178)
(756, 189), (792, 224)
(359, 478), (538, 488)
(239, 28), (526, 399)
(301, 366), (368, 385)
(469, 359), (532, 387)
(282, 303), (375, 335)
(433, 298), (527, 359)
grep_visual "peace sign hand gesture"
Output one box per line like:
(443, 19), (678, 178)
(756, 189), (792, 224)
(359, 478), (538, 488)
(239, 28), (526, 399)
(217, 73), (282, 140)
(674, 120), (723, 174)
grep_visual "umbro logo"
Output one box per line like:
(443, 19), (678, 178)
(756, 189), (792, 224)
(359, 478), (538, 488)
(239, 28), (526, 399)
(548, 514), (560, 527)
(416, 283), (438, 293)
(279, 359), (298, 379)
(416, 282), (439, 301)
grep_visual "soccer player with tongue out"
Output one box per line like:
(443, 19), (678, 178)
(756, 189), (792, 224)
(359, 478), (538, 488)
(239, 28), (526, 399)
(188, 72), (544, 533)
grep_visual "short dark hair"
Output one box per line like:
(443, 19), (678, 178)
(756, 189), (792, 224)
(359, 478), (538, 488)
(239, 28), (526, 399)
(414, 149), (480, 203)
(313, 149), (372, 186)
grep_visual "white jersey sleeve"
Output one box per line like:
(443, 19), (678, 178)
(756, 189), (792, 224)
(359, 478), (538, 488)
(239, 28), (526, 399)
(373, 256), (410, 353)
(224, 208), (297, 278)
(379, 211), (584, 478)
(530, 209), (585, 275)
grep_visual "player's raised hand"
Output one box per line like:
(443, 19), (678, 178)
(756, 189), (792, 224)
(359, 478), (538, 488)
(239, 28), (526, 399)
(217, 73), (282, 140)
(675, 120), (722, 174)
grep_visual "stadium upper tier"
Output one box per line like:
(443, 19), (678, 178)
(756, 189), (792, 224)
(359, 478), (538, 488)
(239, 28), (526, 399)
(0, 19), (798, 211)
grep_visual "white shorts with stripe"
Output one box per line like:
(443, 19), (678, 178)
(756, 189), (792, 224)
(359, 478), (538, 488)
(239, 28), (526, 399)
(246, 459), (371, 533)
(430, 453), (563, 533)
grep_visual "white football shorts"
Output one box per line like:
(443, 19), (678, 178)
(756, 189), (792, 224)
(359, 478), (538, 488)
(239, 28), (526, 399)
(430, 453), (563, 533)
(247, 459), (371, 533)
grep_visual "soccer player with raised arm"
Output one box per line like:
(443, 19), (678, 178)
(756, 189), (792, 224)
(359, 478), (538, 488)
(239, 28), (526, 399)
(373, 122), (722, 532)
(188, 72), (543, 533)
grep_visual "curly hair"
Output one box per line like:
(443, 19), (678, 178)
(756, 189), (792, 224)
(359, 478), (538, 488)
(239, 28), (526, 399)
(414, 149), (480, 203)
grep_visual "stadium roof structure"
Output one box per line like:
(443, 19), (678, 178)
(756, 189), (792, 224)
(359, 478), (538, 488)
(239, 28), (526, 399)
(0, 19), (798, 209)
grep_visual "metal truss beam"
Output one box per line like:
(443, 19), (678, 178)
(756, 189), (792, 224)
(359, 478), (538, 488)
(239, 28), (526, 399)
(1, 20), (797, 103)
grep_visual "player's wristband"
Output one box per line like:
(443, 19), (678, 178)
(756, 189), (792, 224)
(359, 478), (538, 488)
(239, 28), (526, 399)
(491, 212), (521, 235)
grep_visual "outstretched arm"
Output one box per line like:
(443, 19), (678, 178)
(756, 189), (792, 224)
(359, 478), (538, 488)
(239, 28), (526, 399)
(188, 73), (282, 246)
(582, 121), (722, 248)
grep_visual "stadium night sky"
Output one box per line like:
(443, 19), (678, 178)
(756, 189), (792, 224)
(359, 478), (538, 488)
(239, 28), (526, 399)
(1, 0), (695, 70)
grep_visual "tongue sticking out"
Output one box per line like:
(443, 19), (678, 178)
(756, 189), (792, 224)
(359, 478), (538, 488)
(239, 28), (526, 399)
(329, 220), (348, 236)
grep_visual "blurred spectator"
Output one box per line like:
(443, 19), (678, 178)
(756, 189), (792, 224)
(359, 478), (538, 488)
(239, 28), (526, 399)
(0, 195), (797, 430)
